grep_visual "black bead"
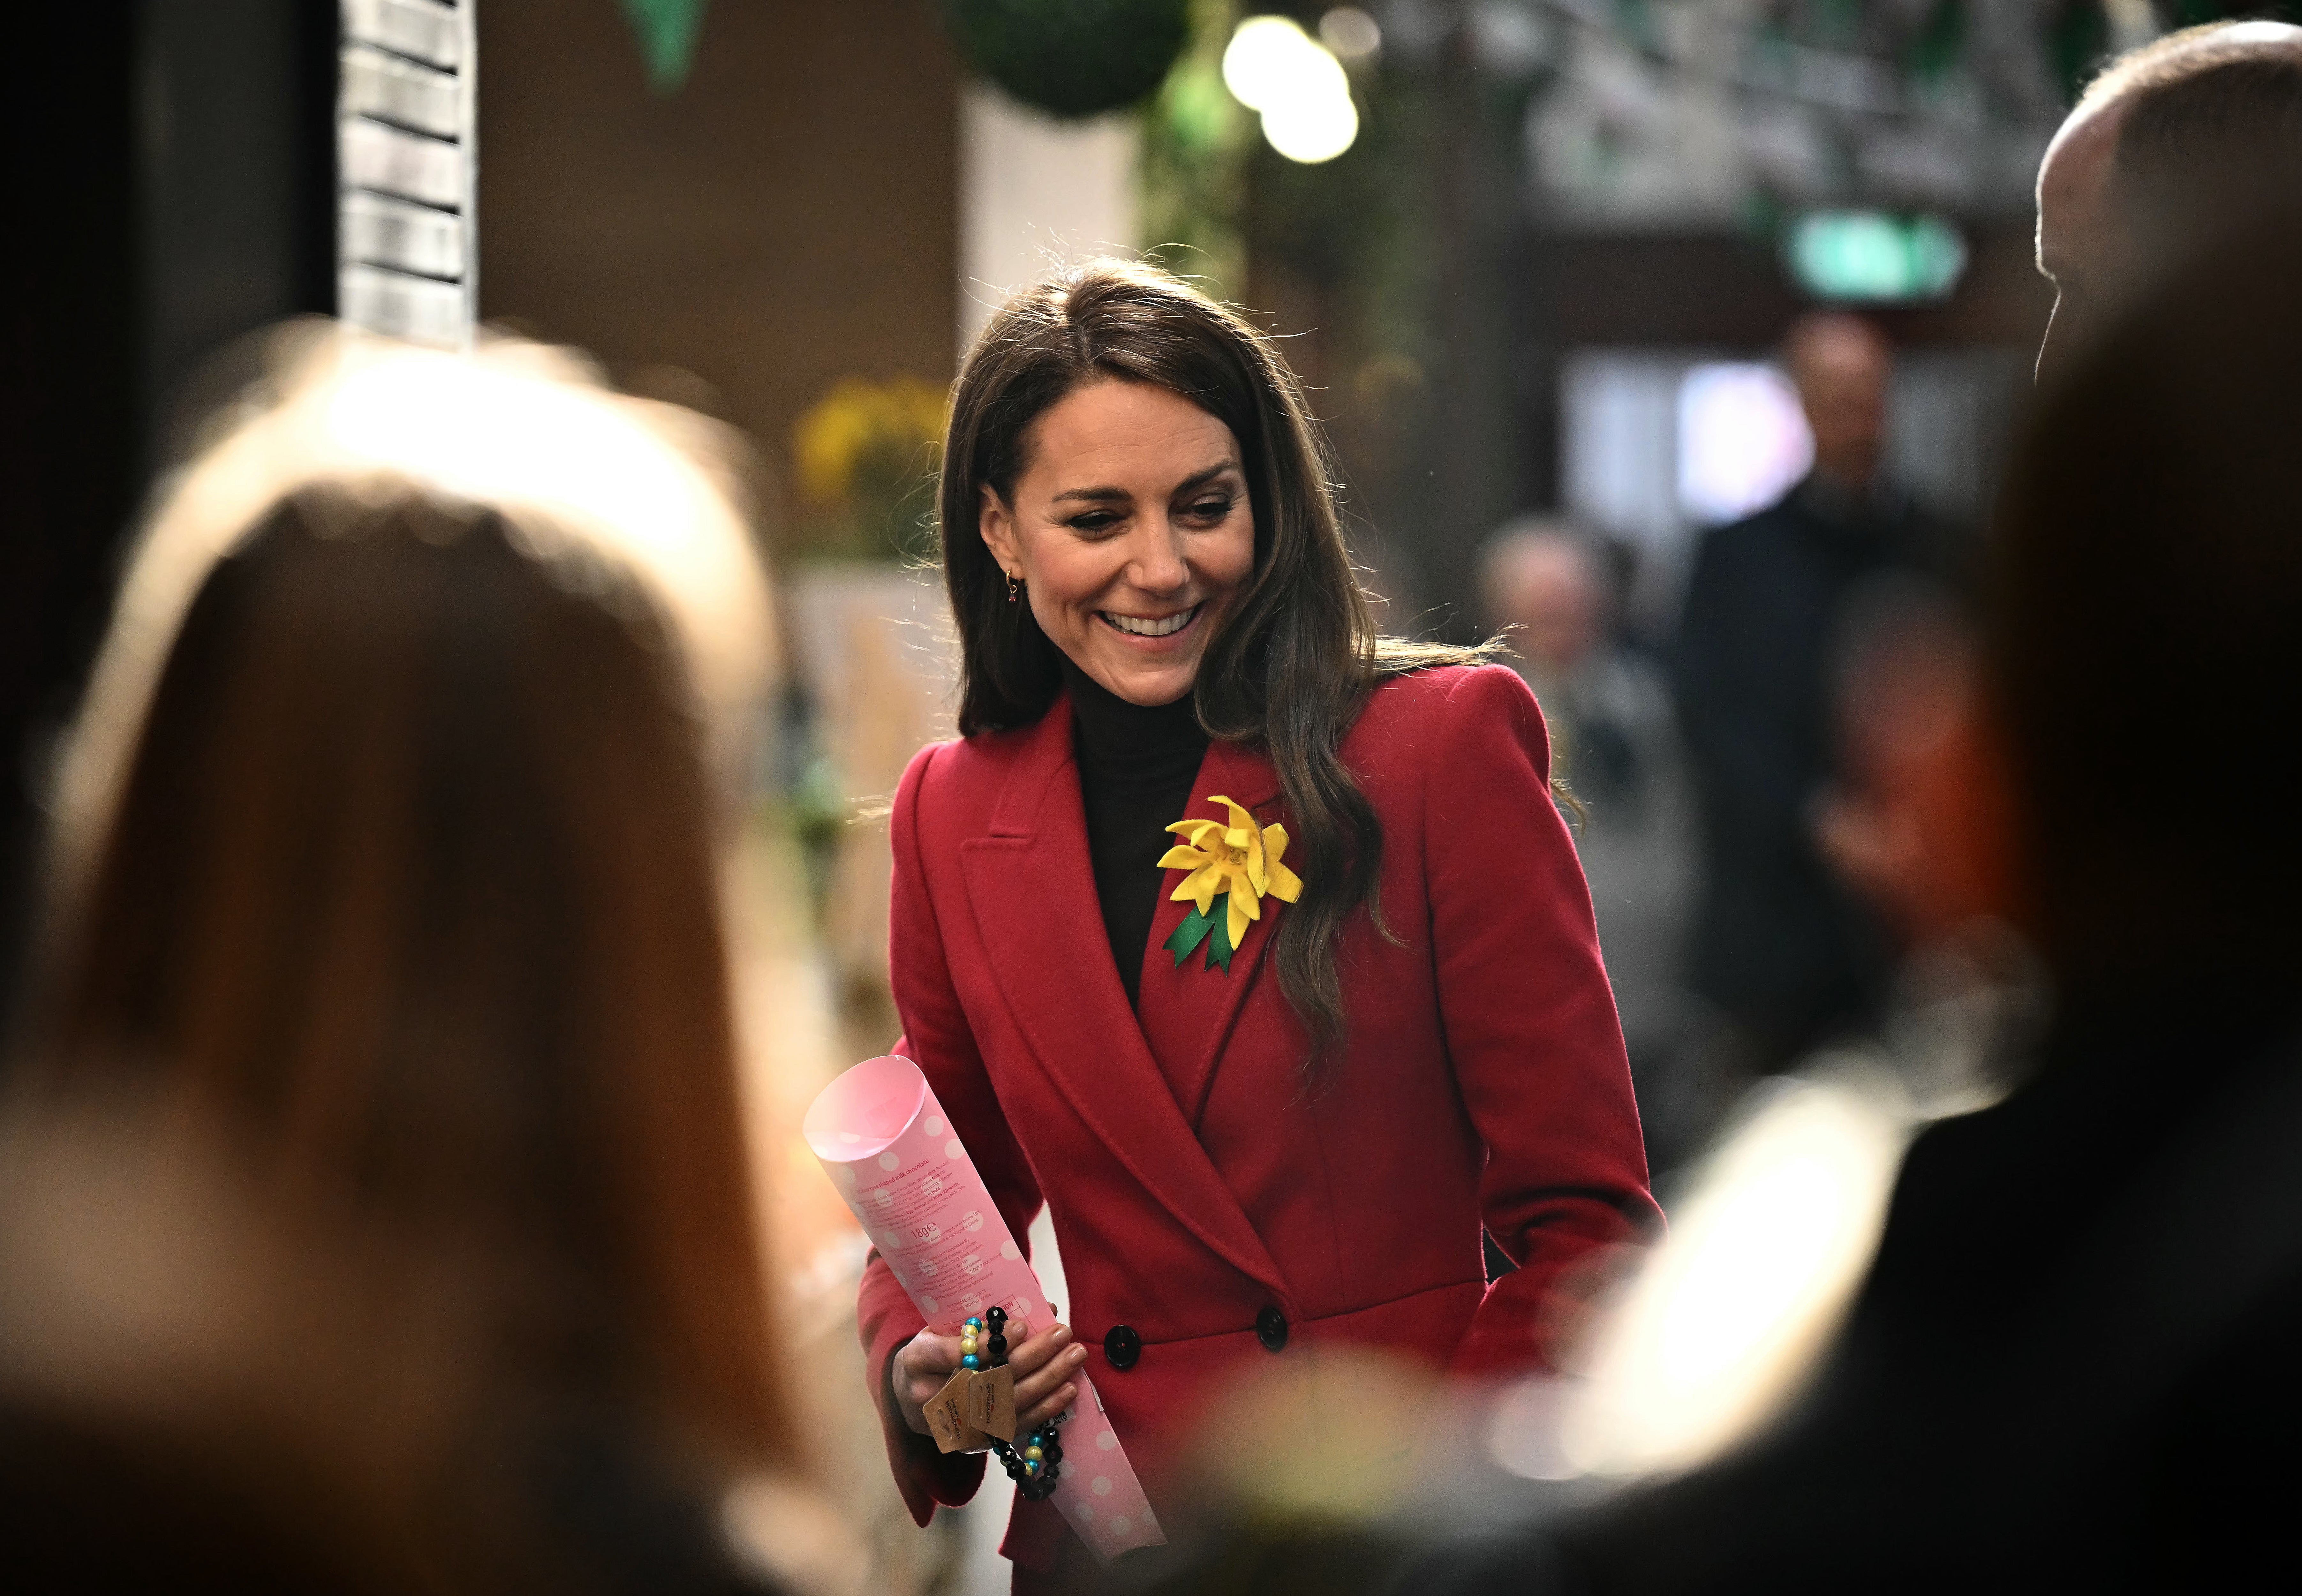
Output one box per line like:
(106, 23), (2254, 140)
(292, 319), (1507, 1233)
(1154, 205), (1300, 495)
(988, 1335), (1007, 1354)
(1044, 1444), (1062, 1464)
(985, 1306), (1006, 1327)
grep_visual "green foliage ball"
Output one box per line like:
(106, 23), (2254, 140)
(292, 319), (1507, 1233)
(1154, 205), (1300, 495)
(942, 0), (1193, 119)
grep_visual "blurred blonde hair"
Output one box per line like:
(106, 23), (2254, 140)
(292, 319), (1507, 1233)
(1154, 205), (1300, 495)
(55, 323), (773, 889)
(23, 323), (792, 1485)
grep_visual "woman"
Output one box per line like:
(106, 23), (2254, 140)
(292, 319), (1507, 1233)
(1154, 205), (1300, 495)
(16, 329), (826, 1595)
(859, 261), (1657, 1585)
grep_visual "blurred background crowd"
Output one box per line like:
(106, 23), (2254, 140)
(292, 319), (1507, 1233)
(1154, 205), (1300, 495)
(4, 3), (2300, 1593)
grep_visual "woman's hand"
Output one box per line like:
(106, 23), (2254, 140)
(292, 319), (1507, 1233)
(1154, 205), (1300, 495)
(892, 1319), (1089, 1441)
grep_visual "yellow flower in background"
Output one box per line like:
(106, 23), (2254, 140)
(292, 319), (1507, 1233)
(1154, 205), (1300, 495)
(1158, 794), (1303, 972)
(792, 376), (949, 508)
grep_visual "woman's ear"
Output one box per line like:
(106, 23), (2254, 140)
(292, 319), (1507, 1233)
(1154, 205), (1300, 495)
(979, 484), (1021, 579)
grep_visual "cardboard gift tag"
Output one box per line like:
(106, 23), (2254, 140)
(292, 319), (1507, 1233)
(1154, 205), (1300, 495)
(968, 1364), (1017, 1442)
(922, 1369), (986, 1454)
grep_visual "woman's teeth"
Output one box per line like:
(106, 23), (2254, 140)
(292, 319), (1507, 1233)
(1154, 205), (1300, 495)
(1103, 606), (1198, 638)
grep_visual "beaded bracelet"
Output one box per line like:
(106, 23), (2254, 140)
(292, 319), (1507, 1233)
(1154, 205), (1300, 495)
(962, 1306), (1064, 1502)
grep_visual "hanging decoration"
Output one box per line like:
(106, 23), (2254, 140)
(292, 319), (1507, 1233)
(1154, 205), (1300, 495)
(941, 0), (1193, 119)
(620, 0), (711, 95)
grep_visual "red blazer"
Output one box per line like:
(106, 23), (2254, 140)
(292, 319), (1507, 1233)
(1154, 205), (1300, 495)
(859, 664), (1656, 1570)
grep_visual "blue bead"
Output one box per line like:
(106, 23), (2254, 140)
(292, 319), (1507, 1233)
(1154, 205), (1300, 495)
(964, 1317), (983, 1330)
(961, 1354), (981, 1370)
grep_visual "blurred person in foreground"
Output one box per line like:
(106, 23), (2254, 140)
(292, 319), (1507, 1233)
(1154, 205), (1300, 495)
(1387, 208), (2302, 1596)
(2034, 18), (2302, 385)
(1483, 524), (1703, 1175)
(1671, 312), (1953, 1079)
(0, 328), (849, 1595)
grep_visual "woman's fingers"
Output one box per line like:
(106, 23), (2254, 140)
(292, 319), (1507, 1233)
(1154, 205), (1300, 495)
(1017, 1378), (1080, 1432)
(900, 1321), (1088, 1439)
(1004, 1320), (1070, 1377)
(1008, 1322), (1089, 1429)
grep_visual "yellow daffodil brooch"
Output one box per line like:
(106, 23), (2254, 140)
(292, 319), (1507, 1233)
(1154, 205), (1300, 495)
(1158, 795), (1304, 973)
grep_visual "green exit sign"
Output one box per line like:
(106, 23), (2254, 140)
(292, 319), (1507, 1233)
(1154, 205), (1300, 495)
(1786, 212), (1967, 303)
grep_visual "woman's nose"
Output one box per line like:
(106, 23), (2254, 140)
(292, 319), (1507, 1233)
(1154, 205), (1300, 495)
(1127, 519), (1190, 594)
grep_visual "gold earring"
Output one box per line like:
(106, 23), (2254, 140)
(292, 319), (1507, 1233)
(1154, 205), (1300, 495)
(1006, 571), (1021, 602)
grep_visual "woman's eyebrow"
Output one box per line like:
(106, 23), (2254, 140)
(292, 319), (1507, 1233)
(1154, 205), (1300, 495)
(1050, 459), (1240, 505)
(1173, 460), (1242, 494)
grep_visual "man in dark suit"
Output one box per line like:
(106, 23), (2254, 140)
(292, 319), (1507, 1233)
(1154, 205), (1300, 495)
(1672, 313), (1946, 1073)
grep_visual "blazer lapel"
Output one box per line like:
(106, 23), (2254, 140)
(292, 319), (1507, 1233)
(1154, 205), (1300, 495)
(1136, 739), (1287, 1127)
(958, 699), (1291, 1302)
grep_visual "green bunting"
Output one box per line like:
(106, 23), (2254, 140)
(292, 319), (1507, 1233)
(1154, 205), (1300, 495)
(1164, 891), (1238, 973)
(620, 0), (710, 95)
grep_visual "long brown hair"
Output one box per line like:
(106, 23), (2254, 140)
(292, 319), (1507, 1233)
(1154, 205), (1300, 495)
(27, 334), (790, 1474)
(942, 259), (1482, 1060)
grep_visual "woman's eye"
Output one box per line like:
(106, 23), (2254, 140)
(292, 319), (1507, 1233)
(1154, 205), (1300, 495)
(1184, 497), (1234, 522)
(1067, 511), (1122, 534)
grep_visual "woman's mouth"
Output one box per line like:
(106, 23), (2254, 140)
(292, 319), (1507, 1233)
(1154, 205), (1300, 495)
(1099, 604), (1201, 639)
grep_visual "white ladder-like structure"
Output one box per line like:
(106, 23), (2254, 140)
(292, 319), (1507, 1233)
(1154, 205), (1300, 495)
(337, 0), (477, 348)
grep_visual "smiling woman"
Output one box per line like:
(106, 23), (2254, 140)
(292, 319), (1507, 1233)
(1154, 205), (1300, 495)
(861, 259), (1658, 1591)
(977, 378), (1255, 709)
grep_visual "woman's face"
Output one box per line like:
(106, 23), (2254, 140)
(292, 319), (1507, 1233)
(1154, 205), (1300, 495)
(980, 378), (1255, 707)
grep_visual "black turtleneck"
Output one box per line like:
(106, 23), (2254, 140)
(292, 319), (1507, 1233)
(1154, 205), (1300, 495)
(1061, 657), (1211, 1009)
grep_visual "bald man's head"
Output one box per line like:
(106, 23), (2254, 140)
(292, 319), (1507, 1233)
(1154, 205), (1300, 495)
(2035, 22), (2302, 383)
(1482, 525), (1602, 674)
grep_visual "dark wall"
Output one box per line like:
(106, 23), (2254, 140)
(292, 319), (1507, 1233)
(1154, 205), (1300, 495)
(478, 0), (962, 543)
(1, 0), (332, 1035)
(140, 0), (336, 456)
(4, 5), (139, 1033)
